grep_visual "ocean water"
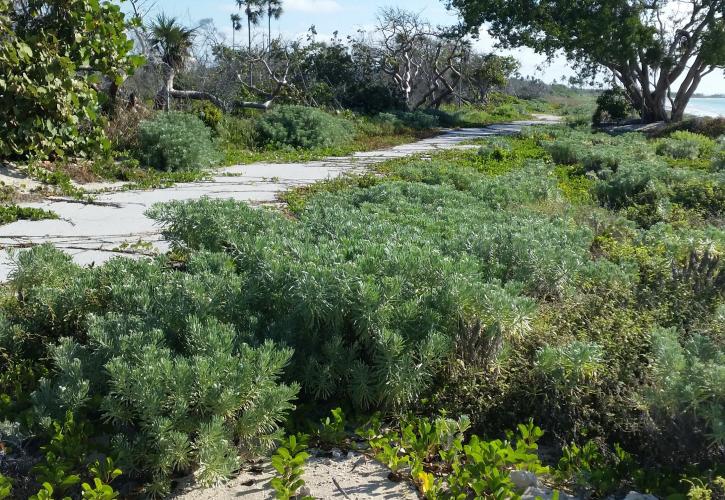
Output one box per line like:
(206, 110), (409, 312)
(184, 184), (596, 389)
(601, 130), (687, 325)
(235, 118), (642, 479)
(686, 97), (725, 117)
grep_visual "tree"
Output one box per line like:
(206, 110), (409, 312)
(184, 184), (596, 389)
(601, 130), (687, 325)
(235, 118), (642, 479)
(376, 8), (470, 110)
(230, 13), (242, 48)
(464, 53), (520, 104)
(265, 0), (283, 49)
(0, 0), (143, 159)
(236, 0), (264, 85)
(451, 0), (725, 122)
(148, 14), (225, 110)
(150, 14), (195, 109)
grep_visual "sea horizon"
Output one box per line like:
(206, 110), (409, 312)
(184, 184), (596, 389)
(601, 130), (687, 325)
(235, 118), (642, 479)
(686, 96), (725, 117)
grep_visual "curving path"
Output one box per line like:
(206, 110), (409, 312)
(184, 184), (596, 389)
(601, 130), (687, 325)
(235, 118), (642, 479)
(0, 119), (558, 281)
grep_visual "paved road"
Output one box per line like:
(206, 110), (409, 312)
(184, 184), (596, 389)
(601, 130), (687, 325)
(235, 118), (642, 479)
(0, 121), (555, 281)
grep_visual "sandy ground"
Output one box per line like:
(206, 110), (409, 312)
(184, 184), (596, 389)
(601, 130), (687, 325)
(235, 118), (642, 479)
(0, 117), (560, 281)
(171, 451), (418, 500)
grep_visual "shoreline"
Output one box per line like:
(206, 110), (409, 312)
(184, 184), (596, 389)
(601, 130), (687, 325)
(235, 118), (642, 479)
(685, 106), (723, 118)
(665, 103), (724, 118)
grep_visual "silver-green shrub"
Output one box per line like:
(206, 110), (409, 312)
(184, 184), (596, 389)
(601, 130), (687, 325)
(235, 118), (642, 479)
(255, 105), (355, 150)
(9, 248), (297, 492)
(713, 136), (725, 171)
(656, 130), (717, 160)
(647, 327), (724, 446)
(137, 112), (222, 171)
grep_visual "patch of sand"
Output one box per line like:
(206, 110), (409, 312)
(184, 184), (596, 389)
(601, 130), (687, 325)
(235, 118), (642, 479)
(171, 452), (418, 499)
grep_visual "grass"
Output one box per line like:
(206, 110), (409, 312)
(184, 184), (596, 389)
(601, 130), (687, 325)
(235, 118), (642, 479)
(0, 204), (58, 225)
(90, 159), (212, 190)
(223, 129), (438, 165)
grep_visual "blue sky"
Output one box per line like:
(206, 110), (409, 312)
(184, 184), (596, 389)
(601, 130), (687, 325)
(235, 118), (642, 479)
(125, 0), (724, 94)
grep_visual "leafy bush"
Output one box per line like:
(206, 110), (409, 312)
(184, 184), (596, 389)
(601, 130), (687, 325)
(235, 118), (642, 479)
(0, 205), (58, 225)
(656, 131), (716, 160)
(395, 110), (440, 130)
(646, 327), (724, 447)
(420, 108), (459, 127)
(270, 434), (311, 500)
(0, 0), (142, 159)
(545, 137), (580, 165)
(192, 101), (223, 130)
(477, 138), (512, 161)
(340, 81), (406, 114)
(592, 88), (634, 125)
(137, 112), (222, 171)
(367, 416), (550, 499)
(2, 249), (299, 493)
(255, 105), (355, 150)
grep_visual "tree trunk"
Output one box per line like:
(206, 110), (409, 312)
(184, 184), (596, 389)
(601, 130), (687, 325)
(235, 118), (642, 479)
(248, 17), (253, 86)
(169, 89), (226, 109)
(154, 65), (175, 111)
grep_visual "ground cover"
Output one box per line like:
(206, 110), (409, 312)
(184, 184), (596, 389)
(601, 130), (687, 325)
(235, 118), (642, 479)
(1, 123), (721, 499)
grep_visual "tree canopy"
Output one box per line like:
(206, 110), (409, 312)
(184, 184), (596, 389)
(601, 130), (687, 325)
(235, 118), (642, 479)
(451, 0), (725, 122)
(0, 0), (143, 158)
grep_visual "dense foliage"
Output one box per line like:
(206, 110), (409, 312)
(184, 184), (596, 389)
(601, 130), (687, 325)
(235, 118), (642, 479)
(592, 88), (634, 125)
(452, 0), (725, 122)
(255, 105), (356, 150)
(137, 112), (222, 171)
(2, 125), (722, 496)
(1, 248), (298, 495)
(0, 0), (142, 159)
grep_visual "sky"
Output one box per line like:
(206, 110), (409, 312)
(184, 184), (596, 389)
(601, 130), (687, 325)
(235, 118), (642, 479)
(126, 0), (725, 95)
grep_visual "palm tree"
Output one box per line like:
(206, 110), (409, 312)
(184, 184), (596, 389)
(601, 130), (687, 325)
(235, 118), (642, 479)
(230, 13), (242, 49)
(149, 14), (196, 110)
(236, 0), (264, 85)
(265, 0), (283, 49)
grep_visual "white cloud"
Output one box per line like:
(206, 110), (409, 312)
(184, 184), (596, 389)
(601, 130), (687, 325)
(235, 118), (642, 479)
(284, 0), (342, 13)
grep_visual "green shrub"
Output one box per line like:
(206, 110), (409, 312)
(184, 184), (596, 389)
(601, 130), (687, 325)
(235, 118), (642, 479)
(545, 138), (580, 164)
(646, 327), (724, 447)
(593, 88), (634, 125)
(420, 108), (459, 127)
(0, 0), (142, 159)
(137, 112), (222, 171)
(477, 138), (513, 161)
(713, 136), (725, 171)
(218, 115), (257, 151)
(656, 131), (716, 160)
(3, 248), (298, 493)
(395, 110), (440, 130)
(192, 101), (223, 130)
(255, 105), (355, 150)
(0, 205), (58, 225)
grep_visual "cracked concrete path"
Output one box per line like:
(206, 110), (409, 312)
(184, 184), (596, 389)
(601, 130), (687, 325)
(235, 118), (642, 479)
(0, 119), (557, 281)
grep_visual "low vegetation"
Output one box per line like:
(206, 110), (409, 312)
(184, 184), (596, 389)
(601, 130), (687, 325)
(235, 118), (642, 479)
(2, 122), (722, 497)
(0, 205), (58, 226)
(2, 1), (723, 498)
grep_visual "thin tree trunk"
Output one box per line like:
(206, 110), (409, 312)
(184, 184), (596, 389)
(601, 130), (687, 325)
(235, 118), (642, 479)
(248, 16), (253, 86)
(154, 65), (175, 111)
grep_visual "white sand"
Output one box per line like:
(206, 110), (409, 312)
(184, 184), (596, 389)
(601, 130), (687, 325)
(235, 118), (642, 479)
(171, 452), (418, 499)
